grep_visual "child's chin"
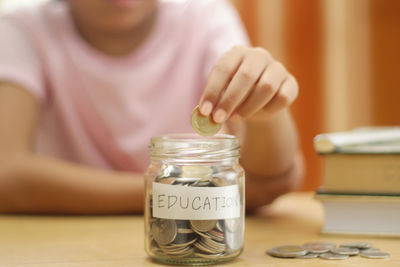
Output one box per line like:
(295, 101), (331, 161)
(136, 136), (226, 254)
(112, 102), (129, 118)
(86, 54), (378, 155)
(108, 0), (145, 9)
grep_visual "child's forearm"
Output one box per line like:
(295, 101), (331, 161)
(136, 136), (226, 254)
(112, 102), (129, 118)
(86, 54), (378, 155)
(240, 109), (299, 176)
(0, 154), (144, 214)
(228, 109), (304, 208)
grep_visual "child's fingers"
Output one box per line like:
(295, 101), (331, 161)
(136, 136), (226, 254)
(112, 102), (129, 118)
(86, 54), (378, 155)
(212, 53), (269, 123)
(262, 75), (299, 114)
(199, 48), (243, 116)
(234, 61), (288, 119)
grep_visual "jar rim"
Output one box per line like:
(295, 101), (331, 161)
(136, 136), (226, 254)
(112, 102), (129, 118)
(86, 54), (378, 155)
(149, 134), (240, 162)
(151, 133), (237, 142)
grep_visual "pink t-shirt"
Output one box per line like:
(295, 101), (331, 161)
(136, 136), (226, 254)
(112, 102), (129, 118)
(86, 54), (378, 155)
(0, 0), (248, 172)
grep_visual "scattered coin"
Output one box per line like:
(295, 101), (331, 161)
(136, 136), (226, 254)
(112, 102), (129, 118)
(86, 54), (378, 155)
(360, 251), (390, 259)
(330, 247), (359, 256)
(296, 253), (320, 259)
(266, 242), (389, 261)
(320, 252), (349, 260)
(267, 245), (308, 258)
(191, 105), (222, 136)
(152, 219), (177, 245)
(303, 242), (335, 253)
(341, 242), (372, 249)
(361, 248), (381, 253)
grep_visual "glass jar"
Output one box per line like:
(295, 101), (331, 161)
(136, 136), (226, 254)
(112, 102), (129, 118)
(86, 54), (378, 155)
(144, 134), (245, 265)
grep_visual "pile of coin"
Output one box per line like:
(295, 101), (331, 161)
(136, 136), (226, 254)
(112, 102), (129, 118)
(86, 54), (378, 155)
(267, 242), (390, 260)
(150, 217), (242, 259)
(148, 166), (243, 259)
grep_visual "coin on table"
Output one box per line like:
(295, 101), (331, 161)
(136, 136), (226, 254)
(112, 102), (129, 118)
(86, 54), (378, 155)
(190, 220), (217, 232)
(360, 248), (381, 253)
(303, 242), (336, 253)
(330, 247), (359, 256)
(267, 245), (308, 258)
(152, 219), (177, 245)
(340, 242), (372, 249)
(296, 252), (320, 259)
(320, 252), (349, 260)
(191, 105), (222, 136)
(360, 251), (390, 259)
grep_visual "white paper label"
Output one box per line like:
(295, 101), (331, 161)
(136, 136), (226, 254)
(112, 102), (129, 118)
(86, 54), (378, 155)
(152, 182), (241, 220)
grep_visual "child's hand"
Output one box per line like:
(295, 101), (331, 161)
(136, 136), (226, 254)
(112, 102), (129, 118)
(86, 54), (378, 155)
(199, 46), (298, 123)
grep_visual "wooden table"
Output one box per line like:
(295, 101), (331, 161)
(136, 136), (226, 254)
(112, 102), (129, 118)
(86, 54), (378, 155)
(0, 192), (398, 266)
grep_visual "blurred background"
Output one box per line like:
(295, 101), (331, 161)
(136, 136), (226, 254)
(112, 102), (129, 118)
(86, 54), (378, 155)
(1, 0), (399, 191)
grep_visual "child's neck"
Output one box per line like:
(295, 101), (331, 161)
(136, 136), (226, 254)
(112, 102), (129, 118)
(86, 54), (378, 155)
(71, 9), (157, 57)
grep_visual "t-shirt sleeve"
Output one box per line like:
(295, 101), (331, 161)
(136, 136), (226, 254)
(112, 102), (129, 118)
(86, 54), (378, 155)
(196, 0), (250, 80)
(0, 17), (45, 103)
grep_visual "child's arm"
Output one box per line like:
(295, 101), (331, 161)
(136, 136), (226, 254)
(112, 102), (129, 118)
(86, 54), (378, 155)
(0, 83), (144, 214)
(199, 46), (304, 209)
(229, 109), (304, 209)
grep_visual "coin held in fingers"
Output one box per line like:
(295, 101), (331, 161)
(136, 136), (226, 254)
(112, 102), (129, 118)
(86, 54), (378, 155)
(191, 105), (221, 136)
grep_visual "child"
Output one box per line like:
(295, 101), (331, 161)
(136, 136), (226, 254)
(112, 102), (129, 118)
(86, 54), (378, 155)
(0, 0), (303, 214)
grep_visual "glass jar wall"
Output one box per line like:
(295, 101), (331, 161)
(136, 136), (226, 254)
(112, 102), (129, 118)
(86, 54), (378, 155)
(144, 134), (245, 265)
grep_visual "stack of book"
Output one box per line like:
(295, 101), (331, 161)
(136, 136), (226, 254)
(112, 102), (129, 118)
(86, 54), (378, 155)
(314, 127), (400, 236)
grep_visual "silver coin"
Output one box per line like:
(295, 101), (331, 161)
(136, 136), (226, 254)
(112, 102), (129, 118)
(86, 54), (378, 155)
(156, 165), (181, 180)
(211, 177), (230, 187)
(190, 220), (217, 232)
(192, 227), (213, 239)
(360, 248), (381, 253)
(340, 242), (372, 249)
(151, 219), (177, 246)
(303, 242), (336, 253)
(157, 177), (176, 185)
(360, 251), (390, 259)
(320, 252), (349, 260)
(296, 253), (320, 259)
(174, 177), (199, 184)
(192, 180), (212, 187)
(267, 245), (308, 258)
(202, 236), (226, 251)
(177, 228), (194, 234)
(181, 165), (212, 178)
(208, 229), (225, 242)
(161, 236), (197, 248)
(303, 242), (335, 253)
(216, 221), (224, 232)
(330, 247), (359, 256)
(172, 233), (196, 245)
(194, 239), (218, 254)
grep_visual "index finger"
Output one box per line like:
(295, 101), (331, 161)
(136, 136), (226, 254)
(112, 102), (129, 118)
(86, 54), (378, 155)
(199, 48), (244, 116)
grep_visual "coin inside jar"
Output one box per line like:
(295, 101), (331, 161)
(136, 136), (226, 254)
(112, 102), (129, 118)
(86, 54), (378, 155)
(190, 220), (218, 232)
(191, 105), (222, 136)
(151, 219), (177, 245)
